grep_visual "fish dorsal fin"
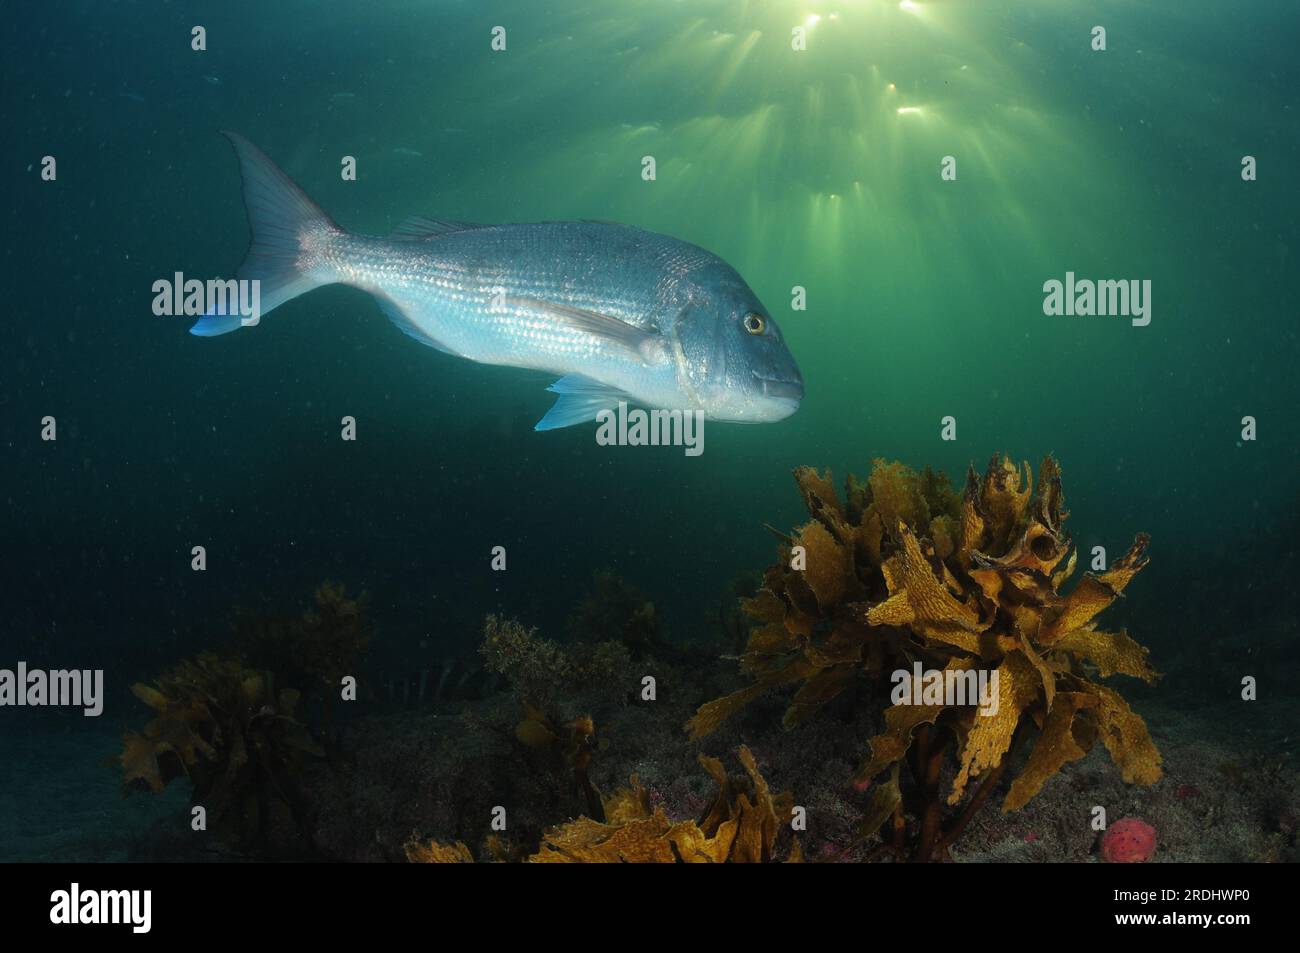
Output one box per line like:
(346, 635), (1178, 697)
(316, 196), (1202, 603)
(508, 296), (658, 358)
(534, 374), (630, 431)
(389, 216), (485, 240)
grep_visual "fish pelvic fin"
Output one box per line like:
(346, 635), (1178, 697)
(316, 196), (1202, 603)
(191, 132), (340, 336)
(534, 374), (630, 431)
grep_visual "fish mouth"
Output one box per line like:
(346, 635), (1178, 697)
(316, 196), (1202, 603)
(753, 373), (804, 401)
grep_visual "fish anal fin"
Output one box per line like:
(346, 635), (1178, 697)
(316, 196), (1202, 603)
(374, 296), (460, 355)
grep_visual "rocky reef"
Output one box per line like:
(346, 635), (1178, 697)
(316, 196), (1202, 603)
(110, 460), (1300, 863)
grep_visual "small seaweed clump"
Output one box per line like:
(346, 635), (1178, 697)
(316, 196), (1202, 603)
(479, 613), (634, 713)
(406, 746), (801, 863)
(479, 614), (634, 821)
(566, 569), (661, 657)
(479, 614), (575, 711)
(120, 652), (323, 854)
(234, 582), (374, 715)
(687, 455), (1161, 861)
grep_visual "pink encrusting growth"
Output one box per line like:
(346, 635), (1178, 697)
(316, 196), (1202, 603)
(1101, 817), (1157, 863)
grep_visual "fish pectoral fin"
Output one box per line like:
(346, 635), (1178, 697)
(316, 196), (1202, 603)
(388, 216), (486, 240)
(509, 296), (656, 357)
(534, 374), (630, 431)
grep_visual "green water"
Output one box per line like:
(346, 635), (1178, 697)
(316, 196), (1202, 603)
(5, 0), (1297, 739)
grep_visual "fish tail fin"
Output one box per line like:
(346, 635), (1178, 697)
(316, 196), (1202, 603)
(190, 131), (340, 336)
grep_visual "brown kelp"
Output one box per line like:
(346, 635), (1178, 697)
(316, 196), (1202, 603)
(566, 569), (663, 657)
(687, 455), (1161, 861)
(234, 581), (374, 714)
(405, 746), (801, 863)
(712, 572), (761, 654)
(515, 704), (604, 821)
(120, 652), (323, 854)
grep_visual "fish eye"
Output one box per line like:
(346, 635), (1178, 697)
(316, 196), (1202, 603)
(743, 312), (766, 335)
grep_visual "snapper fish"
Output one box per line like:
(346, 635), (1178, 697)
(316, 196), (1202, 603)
(193, 133), (803, 430)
